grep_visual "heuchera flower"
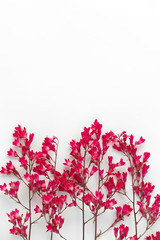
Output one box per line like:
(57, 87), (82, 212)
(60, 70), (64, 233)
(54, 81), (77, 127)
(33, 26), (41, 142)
(112, 131), (160, 239)
(114, 224), (138, 240)
(34, 205), (42, 213)
(0, 125), (71, 240)
(114, 224), (129, 239)
(7, 209), (30, 239)
(0, 161), (18, 175)
(1, 121), (160, 240)
(62, 120), (129, 239)
(46, 215), (64, 233)
(146, 232), (160, 240)
(115, 204), (132, 222)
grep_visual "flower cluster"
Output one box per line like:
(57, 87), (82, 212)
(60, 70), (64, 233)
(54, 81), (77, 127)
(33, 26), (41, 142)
(62, 120), (133, 239)
(146, 232), (160, 240)
(112, 131), (160, 239)
(114, 224), (138, 240)
(0, 121), (160, 240)
(7, 209), (30, 239)
(0, 125), (71, 240)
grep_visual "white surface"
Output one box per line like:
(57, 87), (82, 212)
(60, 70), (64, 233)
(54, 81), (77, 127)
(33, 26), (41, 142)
(0, 1), (160, 239)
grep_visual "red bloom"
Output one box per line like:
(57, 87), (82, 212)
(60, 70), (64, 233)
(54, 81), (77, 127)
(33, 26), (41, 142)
(114, 224), (129, 240)
(34, 205), (42, 213)
(104, 177), (115, 196)
(63, 159), (72, 167)
(0, 161), (17, 175)
(0, 183), (8, 194)
(116, 204), (132, 221)
(13, 125), (27, 139)
(8, 148), (18, 157)
(8, 181), (20, 197)
(46, 215), (64, 233)
(143, 152), (150, 162)
(24, 212), (31, 222)
(90, 166), (98, 176)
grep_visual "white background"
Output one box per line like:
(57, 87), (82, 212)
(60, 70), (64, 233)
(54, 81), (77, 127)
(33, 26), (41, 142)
(0, 1), (160, 239)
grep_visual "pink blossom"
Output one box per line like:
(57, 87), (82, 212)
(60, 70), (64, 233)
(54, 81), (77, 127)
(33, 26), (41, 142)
(90, 166), (98, 176)
(24, 212), (31, 222)
(8, 148), (18, 157)
(13, 125), (27, 139)
(34, 205), (42, 213)
(135, 136), (145, 145)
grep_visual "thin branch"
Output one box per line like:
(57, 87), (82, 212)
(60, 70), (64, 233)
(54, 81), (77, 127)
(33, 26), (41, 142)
(31, 214), (43, 225)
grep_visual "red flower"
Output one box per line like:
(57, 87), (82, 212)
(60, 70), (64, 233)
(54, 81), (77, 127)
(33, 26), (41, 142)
(135, 136), (145, 145)
(114, 224), (129, 239)
(90, 166), (98, 176)
(34, 205), (42, 213)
